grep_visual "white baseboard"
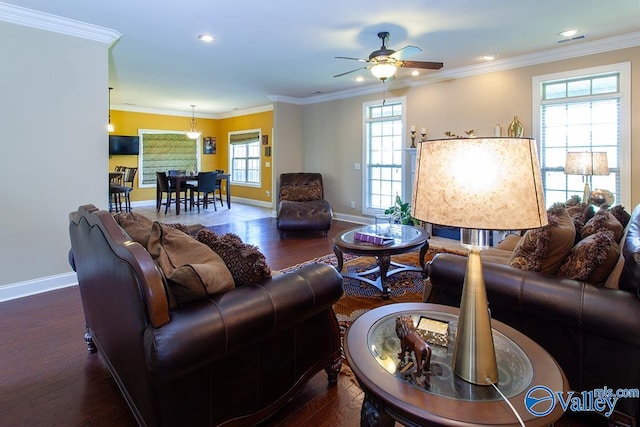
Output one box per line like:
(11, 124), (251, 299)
(333, 212), (370, 224)
(0, 272), (78, 303)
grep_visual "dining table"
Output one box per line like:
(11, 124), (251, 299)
(161, 173), (231, 215)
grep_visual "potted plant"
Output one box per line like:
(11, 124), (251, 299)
(384, 195), (419, 225)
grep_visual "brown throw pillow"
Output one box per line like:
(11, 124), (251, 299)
(495, 234), (521, 252)
(581, 210), (624, 242)
(114, 212), (154, 248)
(197, 229), (271, 286)
(147, 222), (234, 305)
(279, 184), (322, 202)
(557, 230), (620, 286)
(609, 205), (631, 229)
(566, 203), (595, 241)
(509, 204), (576, 275)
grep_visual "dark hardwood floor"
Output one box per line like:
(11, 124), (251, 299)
(0, 204), (593, 426)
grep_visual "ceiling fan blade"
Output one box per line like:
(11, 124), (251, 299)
(401, 60), (444, 70)
(333, 65), (369, 78)
(335, 56), (369, 63)
(390, 45), (421, 60)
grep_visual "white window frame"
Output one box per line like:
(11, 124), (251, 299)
(362, 97), (406, 215)
(137, 129), (201, 188)
(532, 62), (631, 208)
(228, 129), (262, 188)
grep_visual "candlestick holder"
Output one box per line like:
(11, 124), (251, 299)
(410, 129), (417, 148)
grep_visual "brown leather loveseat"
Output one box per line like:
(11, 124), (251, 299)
(68, 204), (343, 426)
(426, 204), (640, 425)
(277, 173), (333, 237)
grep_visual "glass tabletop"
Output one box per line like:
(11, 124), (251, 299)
(367, 310), (533, 402)
(336, 224), (428, 250)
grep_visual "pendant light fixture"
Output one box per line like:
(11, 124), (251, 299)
(186, 104), (201, 139)
(108, 87), (114, 132)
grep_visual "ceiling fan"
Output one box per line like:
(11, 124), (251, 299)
(334, 31), (443, 81)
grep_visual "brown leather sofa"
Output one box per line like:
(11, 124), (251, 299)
(426, 204), (640, 425)
(277, 173), (333, 237)
(68, 204), (343, 427)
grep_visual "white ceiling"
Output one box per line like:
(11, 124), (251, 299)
(3, 0), (640, 117)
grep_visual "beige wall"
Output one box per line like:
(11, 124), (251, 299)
(302, 46), (640, 216)
(0, 22), (109, 288)
(273, 102), (304, 207)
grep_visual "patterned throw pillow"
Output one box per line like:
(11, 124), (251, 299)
(609, 205), (631, 229)
(557, 230), (620, 286)
(147, 223), (234, 306)
(197, 229), (271, 286)
(581, 210), (624, 242)
(566, 203), (595, 241)
(279, 184), (322, 202)
(509, 204), (576, 274)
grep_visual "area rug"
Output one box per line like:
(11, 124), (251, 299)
(280, 245), (462, 328)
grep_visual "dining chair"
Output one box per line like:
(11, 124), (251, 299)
(214, 169), (225, 207)
(156, 172), (190, 214)
(110, 167), (137, 212)
(190, 171), (218, 212)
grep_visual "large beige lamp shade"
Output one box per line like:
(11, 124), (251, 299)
(411, 137), (547, 385)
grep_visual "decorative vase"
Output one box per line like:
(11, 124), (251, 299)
(508, 116), (524, 137)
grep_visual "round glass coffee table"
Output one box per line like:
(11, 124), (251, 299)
(333, 224), (429, 298)
(345, 303), (568, 426)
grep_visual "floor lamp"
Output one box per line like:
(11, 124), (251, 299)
(411, 137), (547, 385)
(564, 151), (609, 204)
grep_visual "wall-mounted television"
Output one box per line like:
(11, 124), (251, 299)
(109, 135), (140, 155)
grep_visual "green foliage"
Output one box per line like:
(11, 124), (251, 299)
(384, 195), (419, 225)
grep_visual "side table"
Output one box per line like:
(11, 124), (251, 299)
(345, 302), (569, 426)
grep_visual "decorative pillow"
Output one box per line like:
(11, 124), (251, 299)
(164, 222), (205, 237)
(509, 204), (576, 275)
(147, 222), (234, 305)
(279, 184), (322, 202)
(114, 212), (154, 248)
(609, 205), (631, 229)
(581, 210), (624, 242)
(557, 230), (620, 286)
(566, 203), (595, 238)
(197, 229), (271, 286)
(495, 234), (521, 252)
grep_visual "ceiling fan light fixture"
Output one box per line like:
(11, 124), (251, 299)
(371, 63), (397, 81)
(186, 104), (201, 139)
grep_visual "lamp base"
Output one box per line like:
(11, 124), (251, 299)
(582, 182), (591, 205)
(451, 248), (499, 385)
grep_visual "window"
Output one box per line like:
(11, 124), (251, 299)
(533, 63), (630, 207)
(229, 130), (261, 186)
(363, 98), (405, 215)
(138, 130), (200, 187)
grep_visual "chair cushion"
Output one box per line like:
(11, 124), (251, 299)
(509, 204), (576, 275)
(557, 230), (620, 286)
(147, 222), (234, 305)
(279, 184), (322, 202)
(196, 229), (271, 286)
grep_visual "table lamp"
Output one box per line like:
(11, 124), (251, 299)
(564, 151), (609, 203)
(411, 137), (547, 385)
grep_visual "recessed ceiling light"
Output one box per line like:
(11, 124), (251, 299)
(198, 34), (214, 42)
(482, 55), (496, 61)
(558, 29), (578, 38)
(411, 70), (420, 77)
(355, 76), (364, 82)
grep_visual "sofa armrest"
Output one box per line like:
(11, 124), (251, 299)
(144, 263), (343, 378)
(428, 253), (640, 346)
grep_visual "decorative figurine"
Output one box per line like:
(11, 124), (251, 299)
(395, 315), (432, 385)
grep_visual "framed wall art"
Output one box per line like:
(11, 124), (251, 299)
(203, 136), (216, 154)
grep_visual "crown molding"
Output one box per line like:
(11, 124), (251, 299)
(112, 102), (273, 119)
(0, 2), (121, 45)
(295, 30), (640, 106)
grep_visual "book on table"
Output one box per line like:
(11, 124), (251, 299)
(353, 231), (394, 246)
